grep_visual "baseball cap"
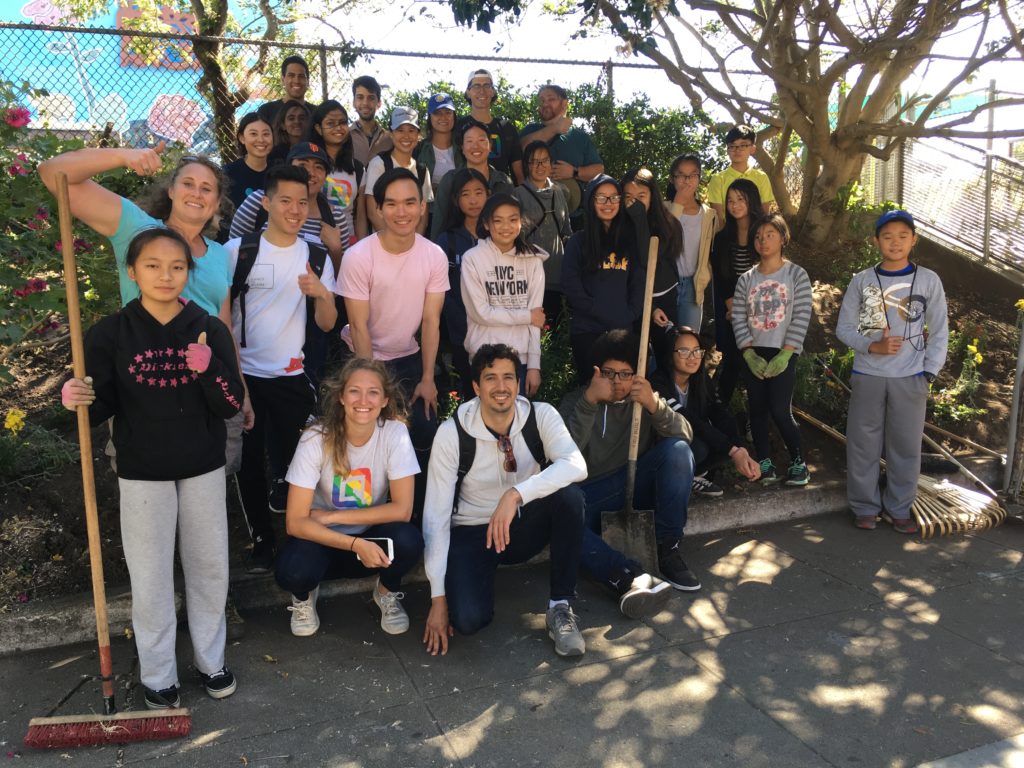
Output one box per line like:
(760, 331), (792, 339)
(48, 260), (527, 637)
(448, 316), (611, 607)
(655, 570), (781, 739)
(390, 106), (420, 131)
(874, 210), (916, 235)
(286, 141), (330, 170)
(428, 93), (457, 115)
(466, 68), (494, 88)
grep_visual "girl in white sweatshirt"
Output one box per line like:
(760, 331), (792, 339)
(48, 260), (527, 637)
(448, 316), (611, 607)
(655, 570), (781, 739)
(460, 193), (548, 395)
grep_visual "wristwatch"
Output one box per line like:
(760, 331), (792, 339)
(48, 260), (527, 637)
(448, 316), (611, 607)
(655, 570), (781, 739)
(573, 166), (579, 179)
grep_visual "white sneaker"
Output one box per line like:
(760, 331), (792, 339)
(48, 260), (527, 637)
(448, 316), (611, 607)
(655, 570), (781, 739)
(373, 581), (409, 635)
(619, 573), (672, 618)
(288, 586), (320, 637)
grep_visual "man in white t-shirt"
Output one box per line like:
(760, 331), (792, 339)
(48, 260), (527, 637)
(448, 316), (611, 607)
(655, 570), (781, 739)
(225, 164), (338, 573)
(338, 168), (449, 515)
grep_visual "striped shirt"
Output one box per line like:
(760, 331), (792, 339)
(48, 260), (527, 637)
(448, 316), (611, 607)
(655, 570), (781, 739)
(732, 260), (812, 353)
(229, 189), (352, 252)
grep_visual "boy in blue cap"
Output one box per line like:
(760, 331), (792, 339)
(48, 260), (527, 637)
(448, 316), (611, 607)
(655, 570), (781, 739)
(836, 210), (948, 534)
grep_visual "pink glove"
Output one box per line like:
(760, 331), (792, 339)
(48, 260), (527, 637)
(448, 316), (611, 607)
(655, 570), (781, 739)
(186, 331), (212, 373)
(61, 376), (95, 410)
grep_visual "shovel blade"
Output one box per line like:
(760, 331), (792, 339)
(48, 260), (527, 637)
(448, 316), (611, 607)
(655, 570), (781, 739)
(601, 508), (659, 574)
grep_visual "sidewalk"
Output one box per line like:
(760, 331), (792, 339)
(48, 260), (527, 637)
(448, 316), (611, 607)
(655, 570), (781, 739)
(3, 511), (1024, 767)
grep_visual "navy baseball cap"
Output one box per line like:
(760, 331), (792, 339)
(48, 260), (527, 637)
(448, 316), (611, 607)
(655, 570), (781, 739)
(875, 210), (916, 235)
(428, 93), (456, 115)
(286, 141), (330, 170)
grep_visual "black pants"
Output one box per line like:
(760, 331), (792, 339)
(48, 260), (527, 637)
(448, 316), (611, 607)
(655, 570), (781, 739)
(445, 486), (585, 636)
(238, 373), (315, 547)
(743, 347), (802, 462)
(713, 300), (742, 407)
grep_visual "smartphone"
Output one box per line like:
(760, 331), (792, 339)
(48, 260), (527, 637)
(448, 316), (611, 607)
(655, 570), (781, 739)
(355, 536), (394, 562)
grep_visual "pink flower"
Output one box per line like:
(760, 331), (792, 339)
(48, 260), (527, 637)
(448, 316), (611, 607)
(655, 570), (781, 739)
(16, 152), (28, 162)
(8, 163), (27, 176)
(35, 207), (49, 220)
(13, 277), (49, 298)
(4, 106), (30, 128)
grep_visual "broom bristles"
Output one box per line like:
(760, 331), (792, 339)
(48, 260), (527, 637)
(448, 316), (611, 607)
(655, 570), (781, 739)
(24, 709), (191, 749)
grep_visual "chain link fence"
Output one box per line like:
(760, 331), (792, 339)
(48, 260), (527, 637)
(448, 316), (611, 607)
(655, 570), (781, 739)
(860, 136), (1024, 274)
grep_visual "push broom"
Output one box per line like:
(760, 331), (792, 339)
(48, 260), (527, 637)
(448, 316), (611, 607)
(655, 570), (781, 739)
(24, 173), (191, 748)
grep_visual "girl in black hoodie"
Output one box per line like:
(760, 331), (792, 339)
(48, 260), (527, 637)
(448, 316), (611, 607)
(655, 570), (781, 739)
(61, 228), (244, 711)
(561, 174), (645, 383)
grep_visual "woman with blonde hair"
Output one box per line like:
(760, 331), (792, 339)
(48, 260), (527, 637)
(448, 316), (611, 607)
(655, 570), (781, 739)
(274, 358), (425, 638)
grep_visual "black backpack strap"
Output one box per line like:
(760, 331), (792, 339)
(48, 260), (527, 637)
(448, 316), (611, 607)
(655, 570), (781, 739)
(378, 151), (394, 173)
(305, 241), (328, 325)
(378, 152), (427, 192)
(316, 193), (336, 228)
(230, 232), (262, 348)
(452, 411), (476, 516)
(522, 402), (549, 469)
(522, 186), (554, 241)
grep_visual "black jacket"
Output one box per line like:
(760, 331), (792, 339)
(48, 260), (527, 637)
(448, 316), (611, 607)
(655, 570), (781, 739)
(83, 299), (244, 481)
(649, 368), (738, 456)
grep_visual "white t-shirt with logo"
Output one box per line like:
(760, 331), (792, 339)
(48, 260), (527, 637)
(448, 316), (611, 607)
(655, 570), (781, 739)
(286, 420), (420, 535)
(432, 146), (456, 188)
(225, 236), (337, 379)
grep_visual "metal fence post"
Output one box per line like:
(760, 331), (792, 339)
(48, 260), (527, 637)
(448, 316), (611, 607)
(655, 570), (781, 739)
(604, 60), (614, 101)
(982, 153), (993, 264)
(319, 40), (328, 103)
(896, 140), (905, 207)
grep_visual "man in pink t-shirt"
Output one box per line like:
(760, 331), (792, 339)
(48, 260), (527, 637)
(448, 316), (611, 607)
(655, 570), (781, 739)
(338, 168), (449, 514)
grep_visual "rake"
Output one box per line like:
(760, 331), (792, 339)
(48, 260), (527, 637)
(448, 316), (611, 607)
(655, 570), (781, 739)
(25, 173), (192, 748)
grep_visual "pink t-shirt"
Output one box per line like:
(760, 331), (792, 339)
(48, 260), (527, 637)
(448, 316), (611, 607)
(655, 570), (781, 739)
(337, 233), (450, 361)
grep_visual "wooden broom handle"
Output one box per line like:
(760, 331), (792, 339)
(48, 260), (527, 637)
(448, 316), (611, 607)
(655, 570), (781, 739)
(55, 173), (115, 710)
(627, 236), (659, 464)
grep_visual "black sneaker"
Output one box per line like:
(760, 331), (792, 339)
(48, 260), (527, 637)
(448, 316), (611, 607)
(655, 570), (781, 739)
(268, 478), (288, 514)
(785, 458), (810, 486)
(144, 684), (181, 710)
(606, 564), (672, 619)
(199, 667), (237, 699)
(692, 473), (725, 498)
(657, 540), (702, 592)
(759, 458), (779, 485)
(247, 537), (275, 574)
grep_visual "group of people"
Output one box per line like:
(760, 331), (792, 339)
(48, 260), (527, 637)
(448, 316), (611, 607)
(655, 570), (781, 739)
(38, 54), (948, 714)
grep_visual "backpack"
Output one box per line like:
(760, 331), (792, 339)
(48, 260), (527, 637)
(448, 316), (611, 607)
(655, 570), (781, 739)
(378, 151), (428, 191)
(230, 231), (328, 353)
(450, 401), (549, 515)
(252, 191), (336, 234)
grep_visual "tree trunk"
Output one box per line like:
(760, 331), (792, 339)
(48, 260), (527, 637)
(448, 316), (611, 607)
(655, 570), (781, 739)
(793, 147), (867, 248)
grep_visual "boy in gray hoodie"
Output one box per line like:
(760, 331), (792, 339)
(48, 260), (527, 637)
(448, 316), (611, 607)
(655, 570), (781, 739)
(836, 210), (948, 533)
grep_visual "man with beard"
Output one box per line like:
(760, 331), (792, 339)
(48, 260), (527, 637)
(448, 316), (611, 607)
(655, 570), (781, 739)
(350, 75), (394, 168)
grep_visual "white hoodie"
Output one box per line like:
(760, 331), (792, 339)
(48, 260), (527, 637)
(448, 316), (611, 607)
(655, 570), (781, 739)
(422, 396), (587, 598)
(461, 238), (548, 370)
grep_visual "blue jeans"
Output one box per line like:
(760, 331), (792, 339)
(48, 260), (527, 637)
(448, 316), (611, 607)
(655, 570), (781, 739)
(274, 521), (424, 597)
(676, 276), (703, 331)
(579, 437), (695, 582)
(445, 486), (585, 636)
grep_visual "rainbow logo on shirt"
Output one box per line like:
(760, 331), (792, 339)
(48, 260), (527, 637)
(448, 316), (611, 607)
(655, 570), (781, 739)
(332, 467), (372, 508)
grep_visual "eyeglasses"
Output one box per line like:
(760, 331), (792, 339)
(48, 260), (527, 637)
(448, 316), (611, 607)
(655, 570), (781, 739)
(468, 83), (494, 91)
(600, 368), (634, 381)
(672, 172), (700, 181)
(322, 119), (349, 129)
(727, 143), (754, 151)
(497, 435), (517, 473)
(674, 348), (705, 359)
(594, 194), (621, 205)
(529, 158), (551, 166)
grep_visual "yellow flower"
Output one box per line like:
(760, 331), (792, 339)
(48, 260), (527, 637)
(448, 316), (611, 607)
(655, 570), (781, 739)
(4, 408), (26, 435)
(966, 344), (977, 354)
(1016, 299), (1024, 311)
(974, 353), (983, 364)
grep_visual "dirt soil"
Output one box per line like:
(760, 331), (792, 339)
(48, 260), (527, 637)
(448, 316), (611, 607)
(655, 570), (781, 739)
(1, 238), (1020, 612)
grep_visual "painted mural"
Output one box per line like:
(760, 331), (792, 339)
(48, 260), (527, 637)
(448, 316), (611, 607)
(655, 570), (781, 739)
(6, 1), (262, 155)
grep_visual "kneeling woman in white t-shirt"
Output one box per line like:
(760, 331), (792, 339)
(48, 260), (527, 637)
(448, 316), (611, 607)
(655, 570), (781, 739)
(275, 358), (424, 637)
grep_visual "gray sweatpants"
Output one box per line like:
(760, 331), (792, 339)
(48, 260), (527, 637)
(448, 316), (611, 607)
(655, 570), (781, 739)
(846, 373), (929, 520)
(119, 467), (229, 690)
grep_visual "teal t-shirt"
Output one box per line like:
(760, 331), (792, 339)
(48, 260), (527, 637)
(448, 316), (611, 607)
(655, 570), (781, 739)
(108, 198), (231, 316)
(519, 124), (602, 168)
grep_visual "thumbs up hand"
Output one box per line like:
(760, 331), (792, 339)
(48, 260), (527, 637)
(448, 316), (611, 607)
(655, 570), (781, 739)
(869, 326), (904, 356)
(186, 331), (212, 373)
(124, 140), (167, 176)
(297, 261), (327, 298)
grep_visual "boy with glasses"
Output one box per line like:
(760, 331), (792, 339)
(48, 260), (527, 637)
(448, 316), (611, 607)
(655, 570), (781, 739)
(707, 125), (775, 226)
(561, 329), (701, 594)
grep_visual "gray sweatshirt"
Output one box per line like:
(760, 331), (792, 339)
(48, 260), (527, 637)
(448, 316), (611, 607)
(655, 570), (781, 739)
(836, 263), (948, 377)
(732, 260), (812, 353)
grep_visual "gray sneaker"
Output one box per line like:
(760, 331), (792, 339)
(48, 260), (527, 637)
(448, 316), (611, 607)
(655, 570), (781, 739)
(288, 586), (320, 637)
(373, 582), (409, 635)
(545, 603), (585, 657)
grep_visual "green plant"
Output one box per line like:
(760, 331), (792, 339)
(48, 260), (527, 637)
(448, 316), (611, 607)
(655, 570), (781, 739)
(537, 310), (576, 406)
(931, 335), (987, 427)
(0, 419), (77, 486)
(793, 348), (853, 431)
(0, 80), (150, 383)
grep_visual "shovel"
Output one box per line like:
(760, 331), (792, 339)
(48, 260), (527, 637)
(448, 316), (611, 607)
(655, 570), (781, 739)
(600, 236), (660, 573)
